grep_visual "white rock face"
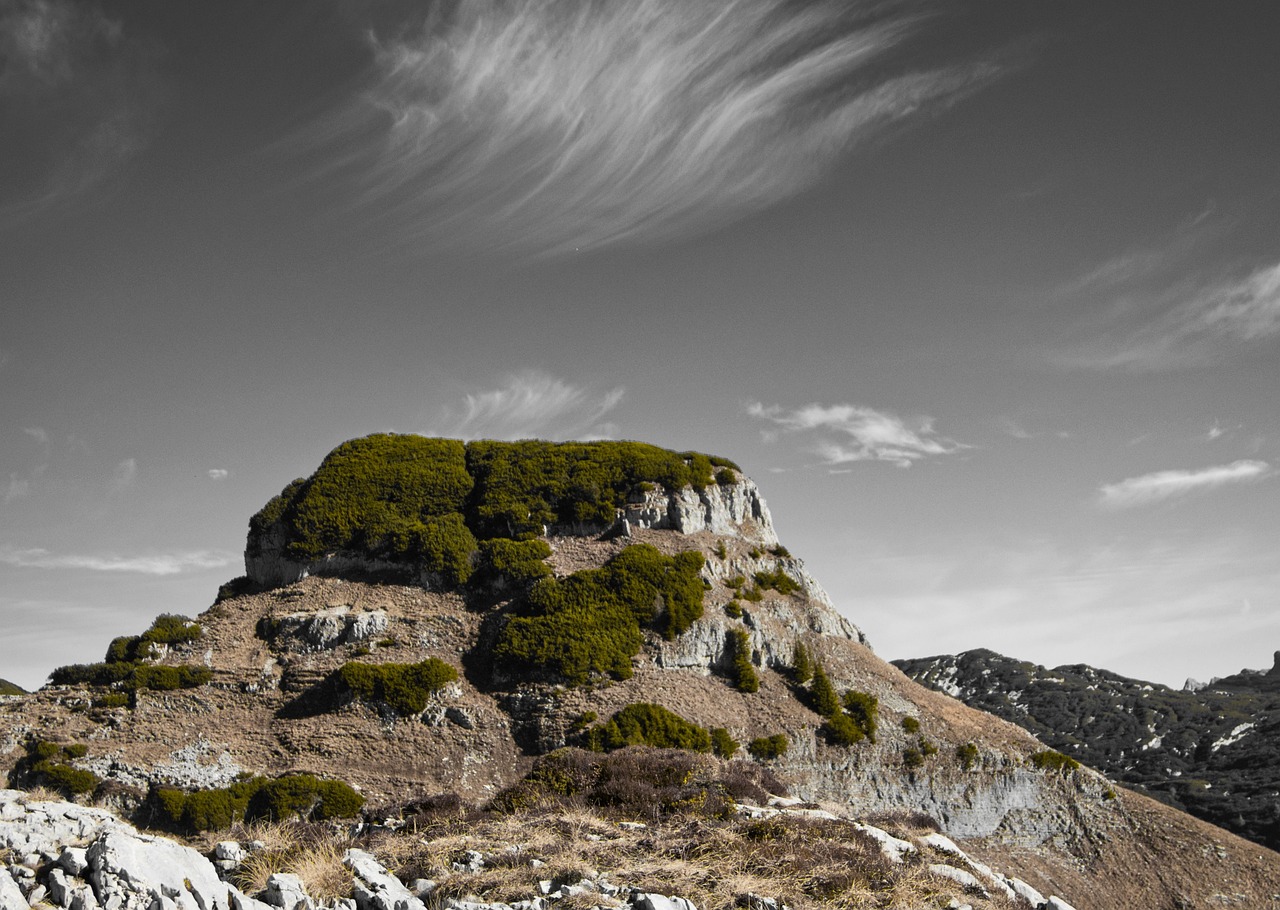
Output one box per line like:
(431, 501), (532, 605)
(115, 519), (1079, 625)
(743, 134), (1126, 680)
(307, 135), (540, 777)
(345, 848), (428, 910)
(272, 608), (390, 652)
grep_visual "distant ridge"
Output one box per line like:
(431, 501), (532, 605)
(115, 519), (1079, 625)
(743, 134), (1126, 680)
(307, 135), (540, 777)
(0, 678), (25, 696)
(895, 648), (1280, 850)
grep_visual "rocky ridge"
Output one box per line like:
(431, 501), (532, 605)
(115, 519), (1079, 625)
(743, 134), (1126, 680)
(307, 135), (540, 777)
(894, 648), (1280, 851)
(2, 435), (1280, 909)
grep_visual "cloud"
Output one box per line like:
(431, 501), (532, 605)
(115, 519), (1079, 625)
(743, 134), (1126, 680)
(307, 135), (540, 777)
(748, 401), (965, 468)
(0, 0), (162, 225)
(0, 546), (235, 575)
(1098, 460), (1273, 509)
(438, 370), (624, 440)
(207, 468), (229, 481)
(302, 0), (999, 257)
(1060, 260), (1280, 370)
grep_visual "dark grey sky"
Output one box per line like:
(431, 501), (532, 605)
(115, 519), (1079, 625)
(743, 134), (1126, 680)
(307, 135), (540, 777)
(3, 1), (1279, 691)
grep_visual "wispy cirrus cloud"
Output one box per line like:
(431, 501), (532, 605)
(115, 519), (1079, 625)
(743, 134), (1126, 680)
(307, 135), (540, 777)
(1098, 460), (1273, 509)
(0, 0), (162, 225)
(1059, 259), (1280, 371)
(0, 547), (235, 575)
(748, 401), (965, 468)
(436, 370), (624, 441)
(207, 468), (229, 481)
(304, 0), (999, 257)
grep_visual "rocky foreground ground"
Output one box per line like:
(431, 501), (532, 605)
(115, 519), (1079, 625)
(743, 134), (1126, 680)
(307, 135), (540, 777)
(1, 786), (1082, 910)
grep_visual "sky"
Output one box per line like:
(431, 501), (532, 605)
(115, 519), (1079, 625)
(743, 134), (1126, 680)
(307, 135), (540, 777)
(2, 0), (1279, 692)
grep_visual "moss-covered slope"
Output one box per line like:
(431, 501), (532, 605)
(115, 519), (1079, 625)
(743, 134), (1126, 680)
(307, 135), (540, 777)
(245, 434), (740, 586)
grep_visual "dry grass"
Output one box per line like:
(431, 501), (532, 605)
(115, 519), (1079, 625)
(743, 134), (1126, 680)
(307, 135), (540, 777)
(230, 820), (355, 899)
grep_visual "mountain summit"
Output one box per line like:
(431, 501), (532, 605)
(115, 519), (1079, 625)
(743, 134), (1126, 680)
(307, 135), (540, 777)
(3, 434), (1280, 909)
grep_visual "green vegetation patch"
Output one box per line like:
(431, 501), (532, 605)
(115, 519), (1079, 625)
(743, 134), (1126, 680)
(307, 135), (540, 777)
(0, 678), (27, 696)
(748, 734), (789, 761)
(466, 440), (726, 538)
(151, 774), (364, 832)
(956, 742), (980, 771)
(106, 614), (203, 664)
(338, 658), (458, 715)
(1029, 749), (1082, 774)
(474, 537), (552, 588)
(49, 661), (211, 691)
(586, 703), (712, 753)
(752, 569), (799, 596)
(16, 740), (102, 798)
(727, 628), (759, 693)
(493, 544), (705, 685)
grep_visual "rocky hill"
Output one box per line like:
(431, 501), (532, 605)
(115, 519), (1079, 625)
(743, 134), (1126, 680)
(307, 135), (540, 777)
(894, 648), (1280, 852)
(3, 434), (1280, 910)
(0, 679), (25, 697)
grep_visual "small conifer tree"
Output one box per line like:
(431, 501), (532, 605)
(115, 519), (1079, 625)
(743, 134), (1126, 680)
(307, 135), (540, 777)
(810, 663), (840, 718)
(728, 628), (760, 693)
(791, 641), (813, 684)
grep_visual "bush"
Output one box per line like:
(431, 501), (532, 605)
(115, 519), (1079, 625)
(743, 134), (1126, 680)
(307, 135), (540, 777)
(727, 628), (759, 693)
(131, 665), (212, 691)
(711, 727), (740, 758)
(50, 661), (210, 692)
(474, 538), (552, 588)
(752, 569), (799, 596)
(338, 658), (458, 715)
(724, 599), (743, 619)
(151, 775), (365, 831)
(493, 545), (705, 685)
(94, 693), (130, 709)
(842, 690), (878, 742)
(1029, 749), (1081, 774)
(749, 734), (789, 760)
(956, 742), (980, 771)
(465, 440), (723, 538)
(36, 762), (100, 795)
(714, 468), (736, 486)
(903, 748), (924, 769)
(740, 584), (764, 603)
(901, 716), (920, 734)
(586, 704), (712, 753)
(824, 712), (864, 746)
(770, 545), (791, 558)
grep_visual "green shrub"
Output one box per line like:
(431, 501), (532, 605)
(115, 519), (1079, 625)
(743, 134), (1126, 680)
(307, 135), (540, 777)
(569, 711), (598, 733)
(956, 742), (980, 771)
(338, 658), (458, 715)
(714, 468), (736, 486)
(770, 545), (791, 558)
(465, 440), (721, 538)
(131, 665), (212, 691)
(727, 628), (759, 694)
(842, 690), (878, 742)
(265, 435), (473, 561)
(35, 762), (100, 796)
(901, 716), (920, 734)
(94, 693), (130, 709)
(586, 704), (712, 753)
(724, 599), (743, 619)
(824, 711), (864, 746)
(752, 569), (798, 596)
(474, 538), (552, 588)
(726, 575), (745, 591)
(919, 738), (938, 758)
(740, 585), (764, 603)
(748, 734), (789, 761)
(1029, 749), (1081, 774)
(63, 743), (88, 759)
(32, 740), (60, 761)
(713, 541), (727, 560)
(711, 727), (740, 758)
(493, 545), (705, 685)
(151, 775), (364, 831)
(903, 748), (924, 769)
